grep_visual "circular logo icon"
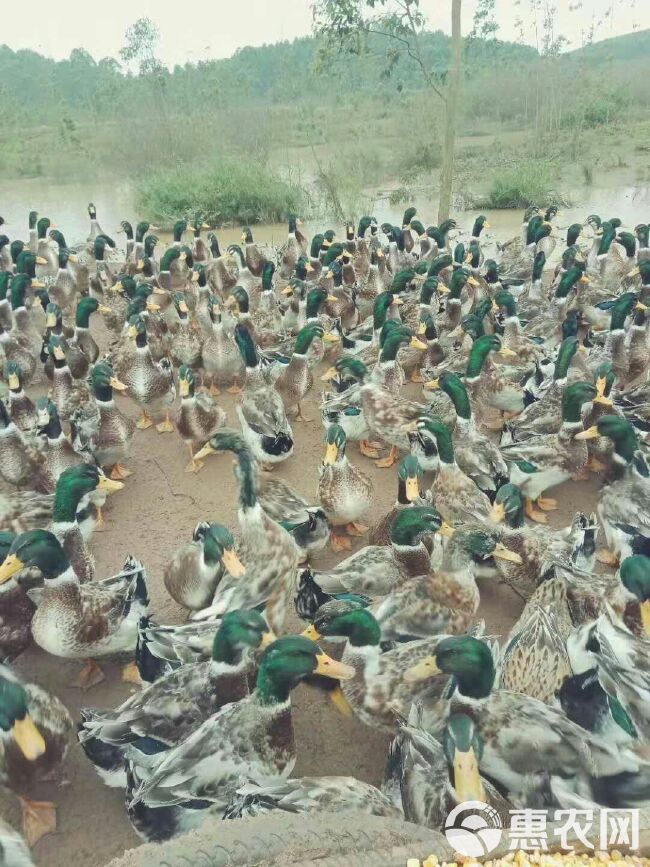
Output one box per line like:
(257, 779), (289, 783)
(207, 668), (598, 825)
(444, 800), (503, 857)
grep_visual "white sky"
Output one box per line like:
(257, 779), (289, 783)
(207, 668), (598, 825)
(1, 0), (648, 67)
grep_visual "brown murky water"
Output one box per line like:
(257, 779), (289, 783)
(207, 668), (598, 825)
(2, 172), (649, 254)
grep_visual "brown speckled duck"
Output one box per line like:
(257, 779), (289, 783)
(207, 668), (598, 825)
(318, 423), (373, 552)
(114, 315), (176, 432)
(175, 365), (226, 472)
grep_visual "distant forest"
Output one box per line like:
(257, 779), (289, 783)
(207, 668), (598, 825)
(0, 27), (648, 186)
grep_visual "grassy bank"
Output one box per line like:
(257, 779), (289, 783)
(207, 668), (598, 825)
(135, 159), (304, 227)
(478, 162), (572, 209)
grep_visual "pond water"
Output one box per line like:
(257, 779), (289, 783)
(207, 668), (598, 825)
(1, 172), (648, 252)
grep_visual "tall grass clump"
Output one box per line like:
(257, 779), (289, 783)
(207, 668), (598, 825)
(482, 162), (571, 209)
(135, 158), (304, 226)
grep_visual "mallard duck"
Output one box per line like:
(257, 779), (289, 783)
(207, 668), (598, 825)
(0, 663), (73, 846)
(501, 219), (554, 282)
(240, 226), (267, 277)
(274, 324), (329, 422)
(501, 382), (598, 516)
(325, 356), (427, 469)
(47, 334), (91, 421)
(428, 373), (508, 495)
(404, 633), (649, 807)
(3, 362), (36, 432)
(0, 530), (36, 666)
(460, 334), (523, 430)
(125, 636), (353, 842)
(368, 455), (431, 546)
(189, 218), (211, 263)
(71, 362), (136, 481)
(502, 336), (582, 442)
(0, 271), (14, 333)
(498, 577), (572, 702)
(489, 483), (598, 595)
(513, 250), (546, 320)
(68, 296), (102, 368)
(580, 361), (622, 473)
(0, 234), (10, 273)
(167, 293), (202, 369)
(399, 314), (444, 384)
(117, 220), (134, 263)
(575, 416), (650, 566)
(369, 325), (425, 395)
(317, 423), (373, 551)
(0, 399), (43, 489)
(566, 596), (650, 742)
(225, 775), (399, 821)
(175, 365), (226, 472)
(439, 268), (479, 335)
(608, 554), (650, 640)
(493, 288), (542, 369)
(206, 234), (237, 297)
(45, 245), (78, 314)
(201, 296), (245, 394)
(34, 217), (58, 278)
(585, 292), (639, 384)
(96, 272), (133, 334)
(0, 530), (149, 689)
(227, 284), (271, 346)
(412, 417), (491, 523)
(41, 302), (79, 380)
(282, 285), (337, 363)
(50, 465), (123, 584)
(163, 522), (244, 612)
(626, 305), (649, 385)
(297, 506), (451, 604)
(87, 236), (119, 299)
(78, 609), (274, 788)
(278, 215), (305, 279)
(115, 315), (175, 432)
(232, 325), (293, 466)
(168, 220), (190, 287)
(389, 703), (511, 830)
(193, 432), (300, 632)
(374, 518), (521, 642)
(1, 279), (38, 385)
(130, 223), (157, 269)
(303, 602), (457, 732)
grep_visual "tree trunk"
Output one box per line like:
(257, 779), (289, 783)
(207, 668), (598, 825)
(438, 0), (462, 224)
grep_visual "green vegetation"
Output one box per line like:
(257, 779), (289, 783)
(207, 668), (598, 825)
(480, 163), (572, 209)
(135, 160), (304, 227)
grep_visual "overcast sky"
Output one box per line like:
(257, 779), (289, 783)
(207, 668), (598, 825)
(2, 0), (648, 67)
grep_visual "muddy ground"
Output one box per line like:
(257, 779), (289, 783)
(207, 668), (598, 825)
(0, 316), (601, 866)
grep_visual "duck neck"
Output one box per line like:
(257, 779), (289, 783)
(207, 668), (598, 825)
(236, 449), (258, 510)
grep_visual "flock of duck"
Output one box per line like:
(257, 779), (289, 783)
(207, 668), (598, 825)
(0, 203), (650, 861)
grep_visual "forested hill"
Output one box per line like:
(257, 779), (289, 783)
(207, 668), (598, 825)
(0, 31), (536, 124)
(565, 27), (650, 62)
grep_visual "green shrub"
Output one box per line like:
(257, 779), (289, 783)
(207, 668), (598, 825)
(481, 163), (571, 209)
(135, 159), (304, 226)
